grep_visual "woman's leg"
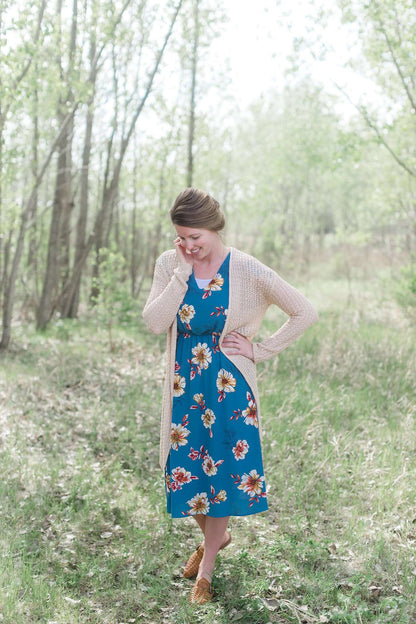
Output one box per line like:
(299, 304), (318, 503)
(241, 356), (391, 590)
(193, 514), (206, 535)
(192, 514), (231, 549)
(197, 515), (230, 583)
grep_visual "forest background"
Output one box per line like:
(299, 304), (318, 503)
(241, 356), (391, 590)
(1, 0), (416, 623)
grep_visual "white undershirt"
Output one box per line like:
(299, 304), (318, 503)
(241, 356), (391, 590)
(195, 277), (212, 289)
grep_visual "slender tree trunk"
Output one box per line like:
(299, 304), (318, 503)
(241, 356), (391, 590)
(186, 0), (199, 187)
(37, 0), (78, 328)
(0, 4), (4, 300)
(36, 117), (71, 329)
(28, 71), (39, 300)
(90, 0), (184, 301)
(0, 106), (78, 349)
(0, 115), (3, 303)
(63, 101), (94, 318)
(58, 0), (77, 311)
(58, 113), (75, 295)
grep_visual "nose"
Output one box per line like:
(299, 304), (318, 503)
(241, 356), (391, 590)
(184, 239), (194, 250)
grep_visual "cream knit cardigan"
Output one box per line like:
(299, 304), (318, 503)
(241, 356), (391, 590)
(142, 246), (318, 469)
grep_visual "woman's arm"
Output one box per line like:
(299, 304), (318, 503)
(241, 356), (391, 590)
(142, 252), (192, 334)
(252, 269), (318, 364)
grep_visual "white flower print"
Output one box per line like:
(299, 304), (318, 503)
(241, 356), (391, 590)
(232, 439), (249, 461)
(191, 342), (212, 370)
(173, 374), (186, 397)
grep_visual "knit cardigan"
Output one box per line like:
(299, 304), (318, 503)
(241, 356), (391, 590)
(142, 246), (318, 469)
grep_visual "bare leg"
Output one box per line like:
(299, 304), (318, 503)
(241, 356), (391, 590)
(192, 514), (230, 548)
(193, 514), (206, 536)
(197, 516), (230, 583)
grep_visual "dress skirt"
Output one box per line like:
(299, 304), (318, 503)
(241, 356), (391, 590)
(165, 253), (268, 518)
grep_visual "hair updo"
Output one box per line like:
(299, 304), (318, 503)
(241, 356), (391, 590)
(170, 188), (225, 232)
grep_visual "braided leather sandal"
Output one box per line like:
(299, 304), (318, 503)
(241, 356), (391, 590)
(183, 544), (204, 579)
(189, 577), (214, 604)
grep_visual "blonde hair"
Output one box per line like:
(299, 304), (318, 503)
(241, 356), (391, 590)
(170, 188), (225, 231)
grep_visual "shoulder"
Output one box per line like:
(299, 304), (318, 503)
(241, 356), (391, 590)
(230, 247), (276, 278)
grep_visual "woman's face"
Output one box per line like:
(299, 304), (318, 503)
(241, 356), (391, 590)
(174, 225), (219, 261)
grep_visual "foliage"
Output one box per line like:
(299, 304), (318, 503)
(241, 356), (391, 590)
(91, 248), (139, 348)
(1, 0), (416, 346)
(394, 262), (416, 313)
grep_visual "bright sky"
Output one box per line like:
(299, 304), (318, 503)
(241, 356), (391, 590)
(213, 0), (378, 117)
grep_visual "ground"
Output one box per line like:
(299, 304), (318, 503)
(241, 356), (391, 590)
(0, 273), (415, 623)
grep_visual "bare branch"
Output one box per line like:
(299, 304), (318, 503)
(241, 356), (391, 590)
(378, 23), (416, 113)
(333, 82), (416, 179)
(90, 0), (135, 77)
(121, 0), (184, 162)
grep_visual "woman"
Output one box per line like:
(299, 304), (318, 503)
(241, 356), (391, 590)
(142, 188), (318, 604)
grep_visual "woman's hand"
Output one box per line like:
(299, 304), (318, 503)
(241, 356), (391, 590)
(222, 331), (254, 361)
(174, 237), (194, 267)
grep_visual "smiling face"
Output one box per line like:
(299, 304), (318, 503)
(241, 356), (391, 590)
(175, 225), (220, 262)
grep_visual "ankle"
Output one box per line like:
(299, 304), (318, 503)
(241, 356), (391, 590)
(197, 569), (213, 585)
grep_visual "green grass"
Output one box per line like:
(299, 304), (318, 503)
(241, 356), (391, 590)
(0, 276), (415, 623)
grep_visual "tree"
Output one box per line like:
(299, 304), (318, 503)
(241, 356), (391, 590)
(336, 0), (416, 179)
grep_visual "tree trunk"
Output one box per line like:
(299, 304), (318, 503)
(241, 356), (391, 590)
(37, 0), (77, 328)
(186, 0), (199, 187)
(58, 0), (78, 312)
(0, 105), (78, 349)
(28, 73), (40, 301)
(36, 116), (71, 329)
(63, 102), (94, 318)
(90, 0), (184, 301)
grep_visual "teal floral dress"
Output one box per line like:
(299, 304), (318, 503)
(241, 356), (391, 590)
(165, 253), (268, 518)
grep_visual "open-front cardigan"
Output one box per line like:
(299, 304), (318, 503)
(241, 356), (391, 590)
(142, 246), (318, 469)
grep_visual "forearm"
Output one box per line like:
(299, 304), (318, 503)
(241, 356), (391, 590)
(252, 299), (318, 363)
(142, 263), (192, 334)
(252, 272), (318, 363)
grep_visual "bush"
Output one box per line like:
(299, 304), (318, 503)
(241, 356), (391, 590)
(395, 262), (416, 312)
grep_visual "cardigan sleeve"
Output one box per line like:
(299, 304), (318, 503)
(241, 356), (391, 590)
(142, 252), (192, 334)
(251, 268), (318, 364)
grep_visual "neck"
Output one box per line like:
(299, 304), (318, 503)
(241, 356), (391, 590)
(196, 241), (227, 265)
(193, 240), (229, 278)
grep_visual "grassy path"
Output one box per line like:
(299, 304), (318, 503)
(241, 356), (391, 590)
(0, 277), (415, 623)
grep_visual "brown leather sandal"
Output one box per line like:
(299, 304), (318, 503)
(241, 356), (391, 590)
(189, 577), (214, 604)
(183, 544), (204, 579)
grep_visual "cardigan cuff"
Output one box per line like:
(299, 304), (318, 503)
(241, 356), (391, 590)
(173, 263), (192, 286)
(252, 341), (280, 364)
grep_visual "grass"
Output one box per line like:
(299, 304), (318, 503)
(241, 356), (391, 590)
(0, 274), (415, 623)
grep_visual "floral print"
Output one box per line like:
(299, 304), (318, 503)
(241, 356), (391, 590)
(165, 253), (268, 518)
(179, 303), (195, 329)
(170, 466), (198, 491)
(210, 486), (227, 505)
(231, 392), (258, 427)
(232, 439), (249, 461)
(191, 342), (212, 370)
(173, 374), (186, 397)
(186, 492), (210, 515)
(202, 454), (224, 476)
(170, 417), (190, 450)
(202, 274), (224, 299)
(216, 369), (236, 402)
(242, 392), (258, 427)
(201, 408), (215, 437)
